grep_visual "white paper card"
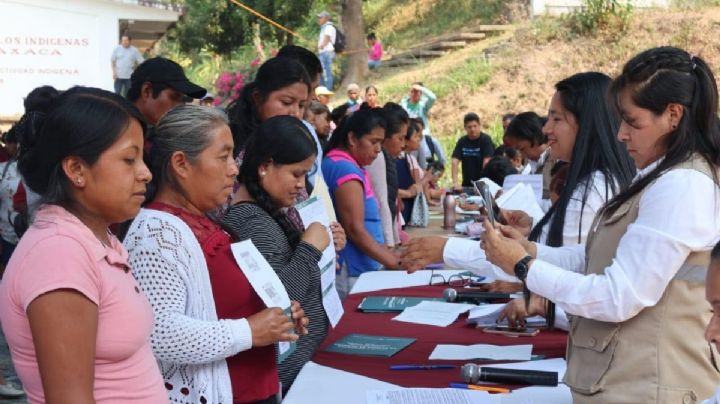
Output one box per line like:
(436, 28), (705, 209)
(296, 196), (344, 327)
(230, 239), (295, 362)
(392, 301), (475, 327)
(367, 389), (500, 404)
(429, 344), (533, 361)
(502, 174), (543, 203)
(497, 183), (545, 226)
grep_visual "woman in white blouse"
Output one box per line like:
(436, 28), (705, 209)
(483, 46), (720, 403)
(401, 73), (634, 284)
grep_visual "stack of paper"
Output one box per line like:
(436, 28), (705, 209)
(429, 344), (533, 361)
(392, 301), (476, 327)
(466, 304), (546, 327)
(358, 296), (443, 313)
(367, 388), (500, 404)
(496, 183), (545, 226)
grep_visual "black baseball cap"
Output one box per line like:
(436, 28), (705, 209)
(130, 57), (206, 99)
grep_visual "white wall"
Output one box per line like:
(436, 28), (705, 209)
(531, 0), (670, 16)
(0, 0), (178, 119)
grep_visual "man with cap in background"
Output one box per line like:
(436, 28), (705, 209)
(317, 11), (337, 90)
(315, 86), (334, 106)
(126, 57), (206, 125)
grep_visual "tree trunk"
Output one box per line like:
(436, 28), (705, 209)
(340, 0), (368, 88)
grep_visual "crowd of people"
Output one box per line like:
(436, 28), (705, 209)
(0, 21), (718, 404)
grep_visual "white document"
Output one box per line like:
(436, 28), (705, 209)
(230, 239), (296, 361)
(295, 196), (344, 327)
(502, 174), (543, 203)
(497, 183), (545, 226)
(477, 178), (503, 197)
(367, 389), (500, 404)
(429, 344), (533, 361)
(284, 361), (400, 404)
(392, 301), (475, 327)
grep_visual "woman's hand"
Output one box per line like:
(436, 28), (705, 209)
(501, 209), (533, 237)
(330, 222), (346, 252)
(497, 295), (548, 329)
(478, 280), (523, 293)
(290, 300), (309, 336)
(302, 222), (330, 252)
(480, 219), (531, 275)
(248, 307), (297, 347)
(400, 236), (447, 273)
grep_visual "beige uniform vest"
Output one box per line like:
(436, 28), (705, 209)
(564, 156), (720, 403)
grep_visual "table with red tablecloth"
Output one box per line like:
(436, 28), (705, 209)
(311, 284), (568, 389)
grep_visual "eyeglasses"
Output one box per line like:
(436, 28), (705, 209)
(428, 269), (480, 287)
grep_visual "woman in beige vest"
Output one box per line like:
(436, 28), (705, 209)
(482, 46), (720, 403)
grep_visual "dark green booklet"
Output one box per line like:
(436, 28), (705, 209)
(358, 296), (443, 312)
(324, 334), (416, 357)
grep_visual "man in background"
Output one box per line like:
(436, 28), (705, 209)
(317, 11), (337, 90)
(111, 34), (144, 97)
(452, 112), (495, 190)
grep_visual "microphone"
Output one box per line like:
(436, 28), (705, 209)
(461, 364), (558, 386)
(443, 288), (512, 304)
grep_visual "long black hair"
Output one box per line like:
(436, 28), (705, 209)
(226, 57), (311, 156)
(528, 72), (635, 247)
(325, 106), (387, 154)
(239, 115), (317, 248)
(603, 46), (720, 216)
(505, 111), (547, 146)
(18, 86), (146, 207)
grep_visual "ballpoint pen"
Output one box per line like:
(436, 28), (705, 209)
(389, 364), (457, 370)
(449, 383), (510, 393)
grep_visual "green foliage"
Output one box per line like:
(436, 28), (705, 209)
(170, 0), (315, 57)
(433, 58), (494, 98)
(564, 0), (634, 36)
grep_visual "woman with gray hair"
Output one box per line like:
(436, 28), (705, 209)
(124, 105), (308, 404)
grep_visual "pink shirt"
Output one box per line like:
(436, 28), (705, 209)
(0, 205), (167, 403)
(369, 41), (383, 61)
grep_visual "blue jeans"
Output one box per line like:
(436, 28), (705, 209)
(114, 78), (131, 97)
(319, 51), (335, 90)
(368, 60), (381, 69)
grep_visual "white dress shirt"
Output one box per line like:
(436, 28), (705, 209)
(702, 387), (720, 404)
(444, 171), (611, 280)
(529, 160), (720, 323)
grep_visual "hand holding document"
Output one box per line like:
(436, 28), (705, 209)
(496, 183), (545, 226)
(296, 196), (344, 327)
(392, 301), (476, 327)
(429, 343), (533, 361)
(231, 239), (296, 362)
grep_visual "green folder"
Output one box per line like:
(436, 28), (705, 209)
(358, 296), (443, 312)
(324, 333), (416, 357)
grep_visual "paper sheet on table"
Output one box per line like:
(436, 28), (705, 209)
(296, 196), (344, 327)
(367, 389), (501, 404)
(392, 301), (475, 327)
(466, 304), (545, 327)
(230, 239), (295, 362)
(496, 183), (545, 226)
(284, 361), (400, 404)
(429, 344), (533, 361)
(502, 175), (543, 203)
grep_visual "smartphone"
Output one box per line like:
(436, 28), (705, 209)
(482, 325), (540, 337)
(473, 180), (502, 225)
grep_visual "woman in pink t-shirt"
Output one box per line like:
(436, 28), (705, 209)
(367, 33), (383, 69)
(0, 87), (167, 403)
